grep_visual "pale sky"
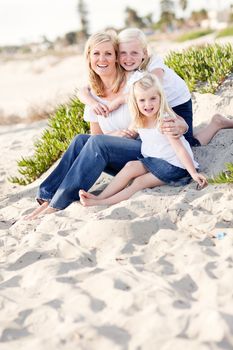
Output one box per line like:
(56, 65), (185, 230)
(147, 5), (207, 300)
(0, 0), (232, 45)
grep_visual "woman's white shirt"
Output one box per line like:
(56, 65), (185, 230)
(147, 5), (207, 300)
(138, 127), (199, 169)
(83, 92), (132, 133)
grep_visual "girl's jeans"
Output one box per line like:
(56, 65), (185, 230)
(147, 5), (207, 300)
(37, 134), (142, 209)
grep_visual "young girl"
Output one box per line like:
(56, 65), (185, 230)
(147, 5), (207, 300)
(79, 73), (207, 207)
(79, 28), (233, 146)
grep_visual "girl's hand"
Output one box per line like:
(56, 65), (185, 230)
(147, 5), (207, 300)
(92, 102), (109, 117)
(160, 116), (188, 138)
(192, 173), (208, 190)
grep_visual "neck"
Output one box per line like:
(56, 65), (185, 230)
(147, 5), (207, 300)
(102, 73), (117, 90)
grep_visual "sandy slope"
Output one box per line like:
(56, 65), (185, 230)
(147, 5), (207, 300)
(0, 39), (233, 350)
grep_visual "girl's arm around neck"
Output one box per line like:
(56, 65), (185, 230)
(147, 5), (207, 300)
(78, 86), (109, 117)
(167, 135), (208, 187)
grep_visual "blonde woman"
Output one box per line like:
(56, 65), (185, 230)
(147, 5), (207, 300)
(79, 73), (207, 207)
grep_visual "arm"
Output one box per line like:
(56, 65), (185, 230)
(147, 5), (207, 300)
(167, 136), (207, 188)
(160, 115), (188, 138)
(78, 86), (109, 116)
(151, 68), (165, 82)
(90, 122), (103, 135)
(107, 93), (128, 112)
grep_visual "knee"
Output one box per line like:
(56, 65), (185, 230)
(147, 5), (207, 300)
(87, 134), (107, 151)
(124, 161), (140, 176)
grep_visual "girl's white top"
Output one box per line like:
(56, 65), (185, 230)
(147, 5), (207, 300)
(83, 91), (132, 133)
(138, 127), (199, 169)
(128, 55), (191, 108)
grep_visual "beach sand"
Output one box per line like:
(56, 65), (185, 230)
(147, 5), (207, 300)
(0, 40), (233, 349)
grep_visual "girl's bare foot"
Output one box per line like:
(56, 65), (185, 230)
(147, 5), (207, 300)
(24, 202), (49, 220)
(79, 190), (100, 207)
(79, 189), (97, 200)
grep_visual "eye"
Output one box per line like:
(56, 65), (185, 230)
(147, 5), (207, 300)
(132, 51), (139, 56)
(139, 99), (145, 102)
(106, 52), (112, 56)
(120, 51), (126, 56)
(151, 97), (157, 100)
(93, 51), (99, 55)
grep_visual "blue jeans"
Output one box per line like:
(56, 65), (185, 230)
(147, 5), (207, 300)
(172, 99), (200, 147)
(37, 134), (142, 209)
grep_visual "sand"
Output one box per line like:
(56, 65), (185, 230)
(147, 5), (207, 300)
(0, 37), (233, 350)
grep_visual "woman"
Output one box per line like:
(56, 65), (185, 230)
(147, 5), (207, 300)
(25, 31), (186, 219)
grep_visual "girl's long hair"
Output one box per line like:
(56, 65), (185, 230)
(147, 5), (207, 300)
(84, 31), (125, 97)
(118, 28), (150, 70)
(128, 73), (176, 128)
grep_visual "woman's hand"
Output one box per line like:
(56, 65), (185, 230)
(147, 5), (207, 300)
(192, 173), (208, 190)
(91, 102), (109, 117)
(160, 116), (188, 138)
(109, 129), (138, 139)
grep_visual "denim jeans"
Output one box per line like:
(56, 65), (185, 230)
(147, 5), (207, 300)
(37, 134), (142, 209)
(172, 99), (200, 147)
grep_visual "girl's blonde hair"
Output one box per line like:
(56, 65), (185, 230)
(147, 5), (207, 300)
(128, 73), (176, 128)
(84, 31), (125, 97)
(118, 28), (151, 70)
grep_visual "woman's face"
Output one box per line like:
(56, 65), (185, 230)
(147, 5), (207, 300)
(90, 41), (117, 77)
(119, 40), (146, 71)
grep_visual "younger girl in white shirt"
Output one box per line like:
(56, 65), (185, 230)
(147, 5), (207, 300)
(79, 73), (207, 207)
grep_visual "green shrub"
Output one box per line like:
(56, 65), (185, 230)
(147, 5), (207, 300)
(165, 43), (233, 93)
(10, 98), (89, 185)
(176, 29), (214, 42)
(209, 163), (233, 184)
(216, 26), (233, 38)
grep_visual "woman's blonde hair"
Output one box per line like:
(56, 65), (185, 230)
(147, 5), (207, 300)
(128, 73), (176, 128)
(84, 31), (125, 97)
(118, 28), (150, 70)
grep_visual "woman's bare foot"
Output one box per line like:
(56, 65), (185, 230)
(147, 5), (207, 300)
(24, 201), (49, 220)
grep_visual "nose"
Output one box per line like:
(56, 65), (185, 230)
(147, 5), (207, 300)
(99, 53), (107, 61)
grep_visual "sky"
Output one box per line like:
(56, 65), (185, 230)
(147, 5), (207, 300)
(0, 0), (232, 46)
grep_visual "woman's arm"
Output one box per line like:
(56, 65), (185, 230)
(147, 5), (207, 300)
(90, 122), (103, 135)
(167, 136), (207, 187)
(78, 86), (109, 116)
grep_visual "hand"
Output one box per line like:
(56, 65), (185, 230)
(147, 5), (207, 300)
(160, 117), (187, 138)
(91, 102), (109, 117)
(110, 129), (138, 139)
(192, 173), (208, 190)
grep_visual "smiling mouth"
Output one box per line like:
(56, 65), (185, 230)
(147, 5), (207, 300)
(97, 64), (108, 68)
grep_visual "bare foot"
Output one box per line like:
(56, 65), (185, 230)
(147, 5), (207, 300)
(24, 202), (49, 220)
(79, 189), (97, 200)
(79, 190), (100, 207)
(211, 113), (233, 129)
(40, 207), (58, 216)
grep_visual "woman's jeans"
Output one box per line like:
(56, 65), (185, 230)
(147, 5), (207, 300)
(37, 134), (142, 210)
